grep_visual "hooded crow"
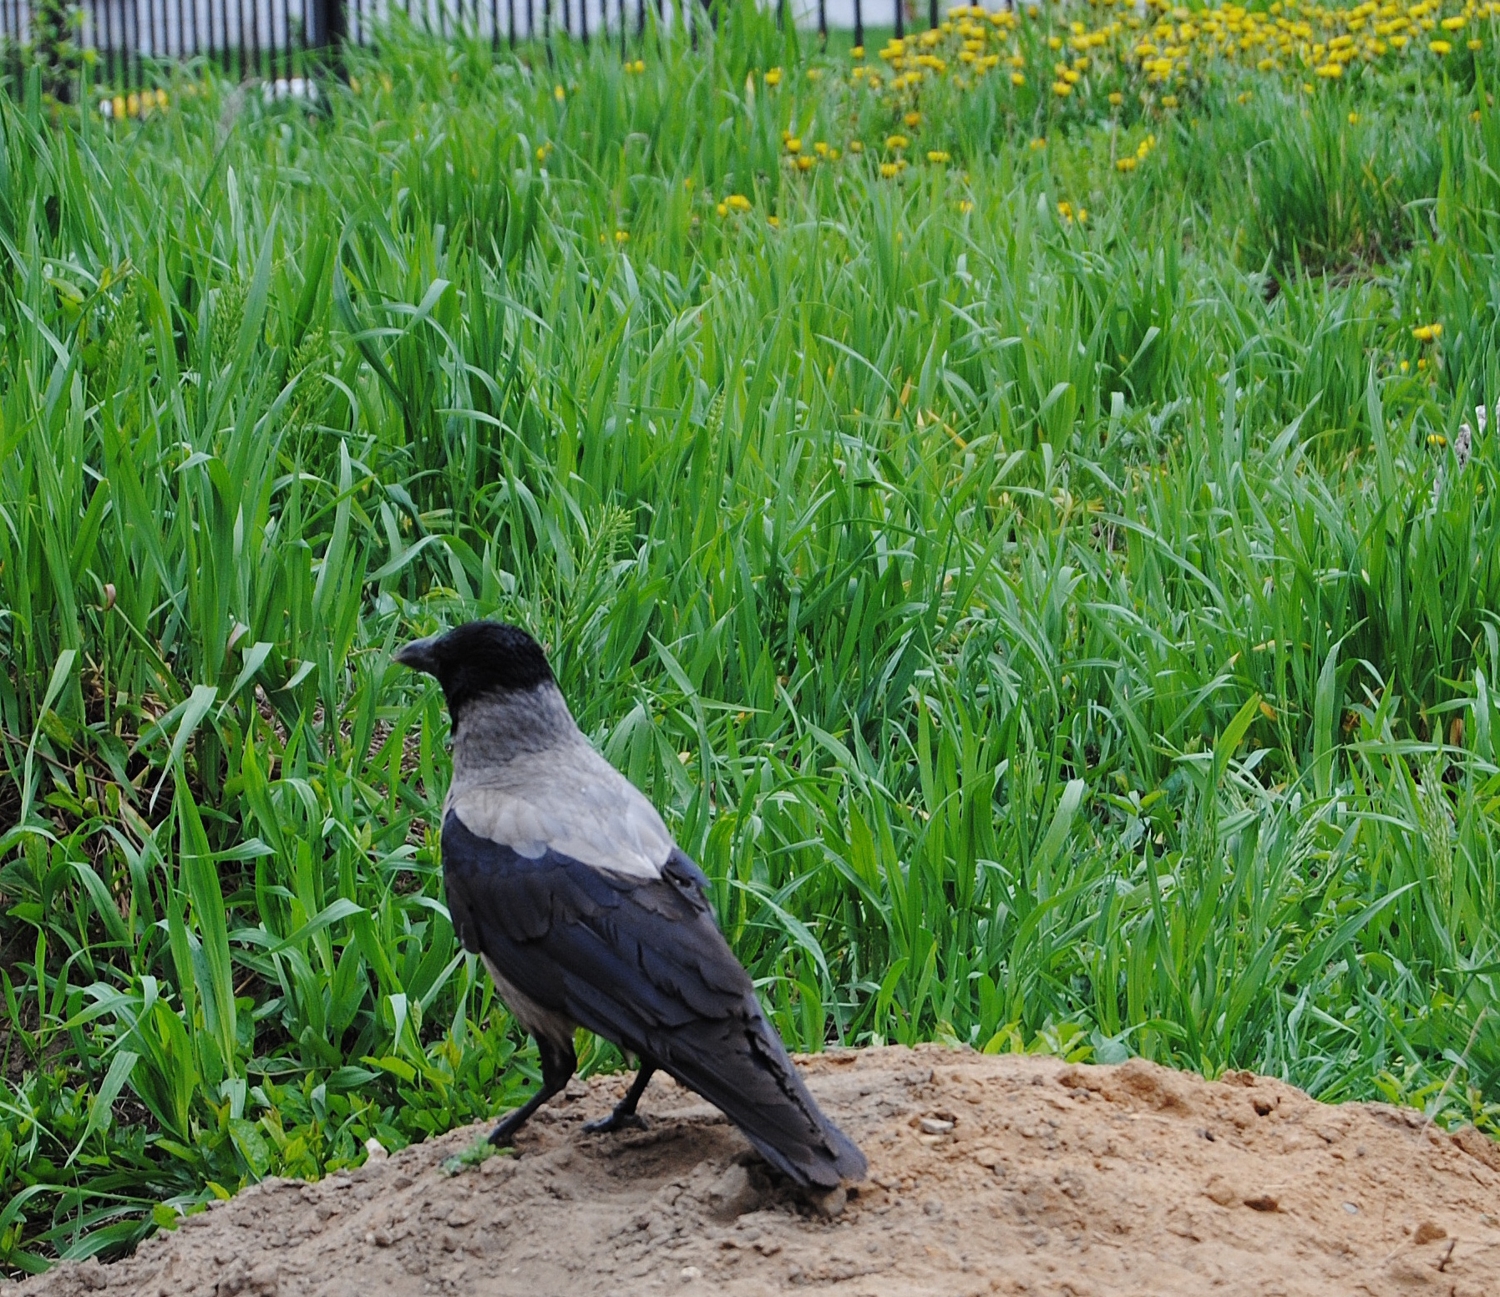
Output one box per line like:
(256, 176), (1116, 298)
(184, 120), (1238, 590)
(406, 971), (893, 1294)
(394, 620), (867, 1190)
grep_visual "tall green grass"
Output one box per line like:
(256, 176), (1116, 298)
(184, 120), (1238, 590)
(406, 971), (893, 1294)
(2, 7), (1500, 1270)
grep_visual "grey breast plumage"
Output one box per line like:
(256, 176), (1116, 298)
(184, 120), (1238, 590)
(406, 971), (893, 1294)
(439, 679), (867, 1188)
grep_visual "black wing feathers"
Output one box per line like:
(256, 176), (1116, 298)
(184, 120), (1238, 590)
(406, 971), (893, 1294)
(442, 813), (866, 1187)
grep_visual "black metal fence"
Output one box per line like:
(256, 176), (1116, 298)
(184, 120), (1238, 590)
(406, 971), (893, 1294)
(0, 0), (942, 94)
(1, 0), (331, 91)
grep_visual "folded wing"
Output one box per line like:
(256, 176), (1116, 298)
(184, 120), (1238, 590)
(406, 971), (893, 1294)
(442, 810), (866, 1188)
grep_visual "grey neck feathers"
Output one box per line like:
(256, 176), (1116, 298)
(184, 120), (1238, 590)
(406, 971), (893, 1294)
(450, 682), (586, 784)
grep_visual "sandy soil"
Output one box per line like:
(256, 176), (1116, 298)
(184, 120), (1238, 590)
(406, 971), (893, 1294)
(9, 1045), (1500, 1297)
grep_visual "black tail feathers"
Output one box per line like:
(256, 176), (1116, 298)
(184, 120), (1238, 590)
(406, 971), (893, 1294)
(650, 1008), (867, 1189)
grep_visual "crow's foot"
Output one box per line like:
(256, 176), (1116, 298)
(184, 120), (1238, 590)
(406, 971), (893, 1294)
(584, 1109), (648, 1135)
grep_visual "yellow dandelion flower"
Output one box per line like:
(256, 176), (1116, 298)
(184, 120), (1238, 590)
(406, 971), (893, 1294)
(786, 137), (802, 153)
(614, 230), (629, 243)
(1108, 91), (1123, 105)
(927, 150), (951, 163)
(1470, 39), (1483, 52)
(716, 202), (729, 217)
(727, 193), (752, 212)
(905, 111), (921, 127)
(554, 84), (566, 101)
(1012, 71), (1027, 85)
(879, 162), (901, 178)
(1412, 323), (1442, 341)
(768, 215), (780, 227)
(886, 134), (909, 149)
(1116, 156), (1138, 171)
(1030, 137), (1047, 150)
(1441, 15), (1466, 30)
(797, 155), (815, 171)
(1430, 39), (1452, 54)
(852, 45), (865, 58)
(1348, 112), (1359, 124)
(850, 140), (865, 153)
(1428, 433), (1448, 446)
(1161, 94), (1179, 107)
(1399, 359), (1410, 372)
(1052, 80), (1073, 95)
(957, 199), (975, 213)
(765, 67), (782, 86)
(1315, 62), (1343, 76)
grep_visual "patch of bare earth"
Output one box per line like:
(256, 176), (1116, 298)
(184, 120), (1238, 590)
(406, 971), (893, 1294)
(10, 1046), (1500, 1297)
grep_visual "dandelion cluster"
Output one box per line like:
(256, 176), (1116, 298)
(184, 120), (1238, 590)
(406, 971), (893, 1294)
(781, 129), (843, 172)
(844, 0), (1498, 124)
(99, 87), (169, 121)
(679, 0), (1494, 216)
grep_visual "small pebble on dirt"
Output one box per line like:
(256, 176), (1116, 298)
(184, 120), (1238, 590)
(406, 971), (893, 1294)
(1204, 1178), (1239, 1207)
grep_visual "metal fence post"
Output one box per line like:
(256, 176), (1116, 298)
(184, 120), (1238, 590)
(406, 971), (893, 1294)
(312, 0), (345, 60)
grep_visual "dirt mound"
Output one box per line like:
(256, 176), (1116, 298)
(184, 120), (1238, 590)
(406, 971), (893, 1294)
(9, 1045), (1500, 1296)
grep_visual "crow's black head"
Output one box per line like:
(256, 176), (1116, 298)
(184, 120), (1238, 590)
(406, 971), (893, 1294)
(394, 621), (554, 716)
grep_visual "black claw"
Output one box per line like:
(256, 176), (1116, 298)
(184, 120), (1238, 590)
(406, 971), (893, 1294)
(584, 1110), (648, 1135)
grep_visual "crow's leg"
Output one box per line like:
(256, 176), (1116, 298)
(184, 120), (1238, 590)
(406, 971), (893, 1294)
(584, 1059), (657, 1133)
(489, 1035), (577, 1147)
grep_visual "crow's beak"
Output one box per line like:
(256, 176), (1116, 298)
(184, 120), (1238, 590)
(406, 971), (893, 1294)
(394, 635), (440, 675)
